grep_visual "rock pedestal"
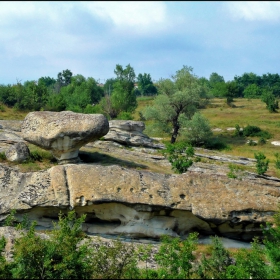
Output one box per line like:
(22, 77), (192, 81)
(21, 111), (109, 163)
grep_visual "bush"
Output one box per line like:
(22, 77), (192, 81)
(155, 233), (198, 279)
(254, 152), (269, 175)
(258, 137), (267, 145)
(243, 125), (272, 139)
(164, 142), (194, 174)
(117, 111), (133, 120)
(182, 112), (213, 146)
(275, 153), (280, 169)
(11, 211), (95, 279)
(204, 138), (230, 151)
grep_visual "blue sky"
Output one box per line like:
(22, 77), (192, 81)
(1, 1), (280, 84)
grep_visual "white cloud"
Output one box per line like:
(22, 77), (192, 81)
(225, 1), (280, 21)
(81, 1), (167, 32)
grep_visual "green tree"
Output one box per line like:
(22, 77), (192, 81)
(224, 81), (239, 106)
(197, 236), (232, 279)
(263, 206), (280, 278)
(143, 66), (202, 143)
(182, 112), (213, 146)
(261, 89), (279, 112)
(137, 73), (157, 96)
(254, 152), (269, 175)
(243, 84), (262, 99)
(11, 211), (95, 279)
(226, 238), (268, 279)
(109, 64), (137, 118)
(209, 72), (225, 87)
(155, 233), (198, 279)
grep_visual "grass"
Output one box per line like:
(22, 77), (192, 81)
(135, 97), (280, 177)
(0, 104), (28, 120)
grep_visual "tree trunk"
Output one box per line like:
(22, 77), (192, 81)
(171, 119), (180, 143)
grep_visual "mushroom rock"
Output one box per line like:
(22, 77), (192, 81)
(21, 111), (109, 163)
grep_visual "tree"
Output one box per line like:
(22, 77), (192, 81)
(137, 73), (157, 96)
(209, 72), (225, 87)
(243, 84), (262, 99)
(224, 81), (239, 106)
(182, 112), (213, 146)
(261, 89), (279, 112)
(143, 66), (203, 143)
(109, 64), (137, 118)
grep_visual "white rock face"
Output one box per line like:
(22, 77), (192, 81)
(271, 141), (280, 146)
(5, 142), (30, 162)
(21, 111), (109, 163)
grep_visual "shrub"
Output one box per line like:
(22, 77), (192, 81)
(234, 124), (243, 137)
(248, 139), (257, 146)
(117, 111), (133, 120)
(243, 125), (272, 139)
(164, 142), (194, 174)
(258, 137), (267, 145)
(275, 153), (280, 169)
(254, 152), (269, 175)
(204, 138), (230, 151)
(155, 233), (198, 279)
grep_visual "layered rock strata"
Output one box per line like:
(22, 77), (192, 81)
(0, 163), (279, 241)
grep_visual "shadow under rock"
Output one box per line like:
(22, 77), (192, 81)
(79, 151), (148, 170)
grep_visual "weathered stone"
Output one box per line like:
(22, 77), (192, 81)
(21, 111), (109, 163)
(103, 120), (164, 149)
(0, 162), (280, 241)
(5, 142), (30, 162)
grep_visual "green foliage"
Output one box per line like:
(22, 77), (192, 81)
(203, 137), (230, 151)
(91, 238), (139, 279)
(275, 153), (280, 169)
(248, 139), (257, 146)
(11, 211), (94, 279)
(4, 209), (17, 227)
(227, 164), (238, 179)
(261, 89), (279, 112)
(258, 137), (266, 145)
(226, 238), (268, 279)
(182, 112), (213, 146)
(143, 66), (203, 143)
(117, 111), (133, 120)
(164, 142), (194, 173)
(243, 84), (262, 99)
(197, 236), (232, 279)
(0, 152), (6, 161)
(243, 125), (272, 139)
(155, 233), (198, 279)
(254, 152), (269, 175)
(234, 124), (243, 137)
(263, 206), (280, 278)
(137, 73), (157, 96)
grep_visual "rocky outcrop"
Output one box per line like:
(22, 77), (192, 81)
(5, 142), (30, 162)
(0, 162), (279, 241)
(21, 111), (109, 163)
(103, 120), (164, 149)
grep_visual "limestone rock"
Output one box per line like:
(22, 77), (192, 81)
(5, 142), (30, 162)
(103, 120), (164, 149)
(0, 163), (280, 241)
(21, 111), (109, 163)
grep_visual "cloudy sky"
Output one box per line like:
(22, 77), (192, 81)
(1, 1), (280, 84)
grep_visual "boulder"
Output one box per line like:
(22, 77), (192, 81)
(103, 120), (164, 149)
(21, 111), (109, 163)
(0, 162), (279, 241)
(5, 142), (30, 162)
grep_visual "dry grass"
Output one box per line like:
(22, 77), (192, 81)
(0, 104), (28, 120)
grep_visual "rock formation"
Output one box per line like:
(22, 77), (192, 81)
(103, 120), (164, 149)
(5, 142), (30, 162)
(0, 162), (279, 241)
(21, 111), (109, 163)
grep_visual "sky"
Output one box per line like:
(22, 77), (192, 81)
(1, 1), (280, 84)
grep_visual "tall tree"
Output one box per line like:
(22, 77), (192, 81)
(143, 66), (203, 143)
(109, 64), (137, 118)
